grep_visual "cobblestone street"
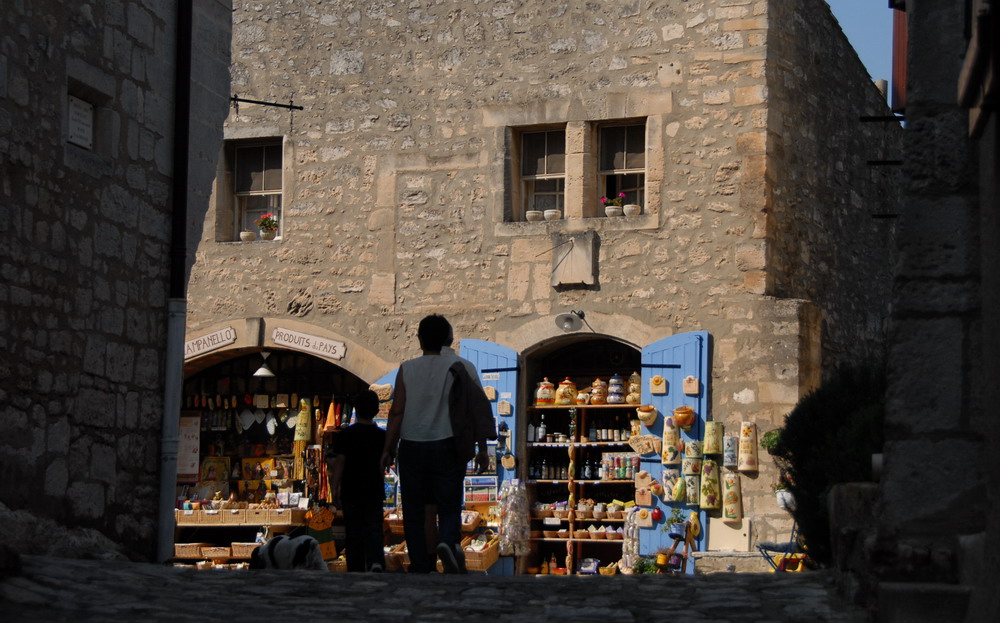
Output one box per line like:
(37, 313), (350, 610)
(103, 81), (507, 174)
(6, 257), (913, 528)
(1, 555), (865, 622)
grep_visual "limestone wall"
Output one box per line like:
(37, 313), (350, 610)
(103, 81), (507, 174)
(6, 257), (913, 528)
(187, 0), (898, 546)
(0, 1), (232, 559)
(766, 1), (900, 368)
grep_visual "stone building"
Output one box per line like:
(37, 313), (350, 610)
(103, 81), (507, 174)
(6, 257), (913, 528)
(0, 1), (232, 560)
(184, 0), (899, 558)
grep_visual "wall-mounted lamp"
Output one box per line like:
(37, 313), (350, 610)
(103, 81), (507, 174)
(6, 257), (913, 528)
(253, 351), (275, 377)
(555, 310), (586, 332)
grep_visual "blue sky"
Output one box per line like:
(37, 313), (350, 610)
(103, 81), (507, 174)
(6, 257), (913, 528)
(825, 0), (895, 82)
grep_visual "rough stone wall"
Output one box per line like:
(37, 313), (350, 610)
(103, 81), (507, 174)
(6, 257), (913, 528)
(868, 2), (999, 619)
(187, 0), (895, 547)
(0, 1), (232, 560)
(766, 1), (900, 369)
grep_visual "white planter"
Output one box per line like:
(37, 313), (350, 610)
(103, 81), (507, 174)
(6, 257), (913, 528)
(543, 209), (562, 221)
(239, 230), (257, 242)
(775, 490), (795, 511)
(623, 204), (642, 216)
(526, 210), (544, 222)
(260, 229), (277, 240)
(605, 205), (623, 217)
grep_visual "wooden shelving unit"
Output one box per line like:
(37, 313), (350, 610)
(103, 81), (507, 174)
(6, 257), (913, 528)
(524, 403), (638, 574)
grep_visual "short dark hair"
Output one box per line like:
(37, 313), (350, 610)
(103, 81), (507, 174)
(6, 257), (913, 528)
(355, 389), (380, 420)
(417, 314), (452, 351)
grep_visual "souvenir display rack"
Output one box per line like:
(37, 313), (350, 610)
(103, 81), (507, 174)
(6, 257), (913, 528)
(524, 403), (639, 575)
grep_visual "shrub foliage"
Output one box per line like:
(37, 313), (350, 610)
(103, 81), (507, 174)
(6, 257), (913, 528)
(772, 364), (886, 564)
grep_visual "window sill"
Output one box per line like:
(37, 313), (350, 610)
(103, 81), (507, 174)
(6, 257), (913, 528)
(494, 213), (657, 237)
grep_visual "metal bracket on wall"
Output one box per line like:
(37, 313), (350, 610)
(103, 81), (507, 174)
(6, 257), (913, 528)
(230, 95), (305, 111)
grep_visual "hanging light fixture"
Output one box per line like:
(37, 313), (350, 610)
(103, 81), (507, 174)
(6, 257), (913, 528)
(253, 351), (275, 377)
(555, 310), (586, 332)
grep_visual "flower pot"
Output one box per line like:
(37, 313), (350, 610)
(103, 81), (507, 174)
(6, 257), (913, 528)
(668, 522), (687, 540)
(623, 204), (642, 216)
(605, 205), (623, 217)
(526, 210), (544, 222)
(543, 209), (562, 221)
(260, 229), (277, 240)
(775, 490), (795, 511)
(239, 230), (257, 242)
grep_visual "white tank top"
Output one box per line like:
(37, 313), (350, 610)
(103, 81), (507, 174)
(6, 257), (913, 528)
(399, 354), (457, 441)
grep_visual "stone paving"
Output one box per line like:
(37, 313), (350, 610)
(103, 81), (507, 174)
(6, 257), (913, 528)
(0, 555), (866, 622)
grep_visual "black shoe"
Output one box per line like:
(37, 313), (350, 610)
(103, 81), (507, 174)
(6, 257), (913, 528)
(436, 542), (467, 574)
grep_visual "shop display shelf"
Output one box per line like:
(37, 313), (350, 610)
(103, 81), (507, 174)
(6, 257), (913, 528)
(526, 479), (572, 484)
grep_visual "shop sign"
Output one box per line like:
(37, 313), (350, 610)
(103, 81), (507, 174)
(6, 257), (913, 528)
(272, 327), (346, 360)
(184, 326), (237, 358)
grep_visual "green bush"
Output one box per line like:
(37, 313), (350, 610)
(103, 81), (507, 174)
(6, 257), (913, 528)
(773, 363), (885, 565)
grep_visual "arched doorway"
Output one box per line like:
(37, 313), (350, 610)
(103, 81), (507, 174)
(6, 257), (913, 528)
(173, 348), (370, 563)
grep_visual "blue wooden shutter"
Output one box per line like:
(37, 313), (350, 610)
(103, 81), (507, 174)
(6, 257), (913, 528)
(459, 339), (519, 485)
(638, 331), (710, 572)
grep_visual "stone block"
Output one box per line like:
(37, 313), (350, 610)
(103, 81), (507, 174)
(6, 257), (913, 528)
(734, 84), (766, 107)
(879, 438), (985, 535)
(44, 458), (68, 497)
(67, 481), (105, 520)
(886, 318), (965, 431)
(369, 273), (396, 306)
(877, 582), (971, 623)
(758, 381), (798, 405)
(723, 18), (767, 31)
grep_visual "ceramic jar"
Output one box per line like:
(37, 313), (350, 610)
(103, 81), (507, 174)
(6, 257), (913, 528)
(590, 379), (608, 405)
(556, 377), (577, 405)
(575, 388), (591, 405)
(535, 378), (555, 405)
(607, 373), (625, 404)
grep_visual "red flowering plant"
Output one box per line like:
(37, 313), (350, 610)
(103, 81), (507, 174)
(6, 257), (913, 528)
(600, 192), (627, 207)
(254, 213), (278, 232)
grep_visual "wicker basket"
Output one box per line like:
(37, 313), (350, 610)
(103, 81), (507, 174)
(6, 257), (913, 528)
(590, 530), (607, 540)
(552, 509), (570, 519)
(328, 558), (347, 573)
(575, 509), (593, 519)
(573, 530), (590, 539)
(385, 509), (405, 535)
(460, 510), (482, 532)
(174, 543), (212, 559)
(543, 530), (559, 538)
(231, 542), (260, 559)
(607, 510), (624, 519)
(200, 546), (232, 560)
(174, 510), (200, 526)
(534, 509), (554, 518)
(464, 532), (499, 572)
(606, 531), (623, 540)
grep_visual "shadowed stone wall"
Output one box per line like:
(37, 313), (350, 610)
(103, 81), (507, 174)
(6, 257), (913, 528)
(0, 1), (232, 560)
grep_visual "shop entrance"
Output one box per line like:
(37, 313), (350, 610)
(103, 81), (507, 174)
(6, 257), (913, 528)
(519, 335), (641, 575)
(173, 349), (368, 568)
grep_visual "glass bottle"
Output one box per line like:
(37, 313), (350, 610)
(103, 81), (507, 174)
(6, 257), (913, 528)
(537, 413), (547, 442)
(540, 456), (548, 480)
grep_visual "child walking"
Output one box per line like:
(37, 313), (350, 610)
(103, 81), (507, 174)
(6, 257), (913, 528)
(330, 390), (387, 572)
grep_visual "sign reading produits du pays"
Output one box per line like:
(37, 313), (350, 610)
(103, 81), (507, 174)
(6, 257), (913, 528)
(272, 327), (346, 360)
(184, 326), (237, 358)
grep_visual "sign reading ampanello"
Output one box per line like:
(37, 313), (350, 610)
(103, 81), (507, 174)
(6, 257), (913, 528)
(272, 327), (346, 360)
(184, 326), (237, 358)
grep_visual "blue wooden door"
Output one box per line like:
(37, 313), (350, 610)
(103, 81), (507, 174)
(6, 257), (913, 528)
(459, 339), (519, 486)
(638, 331), (710, 573)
